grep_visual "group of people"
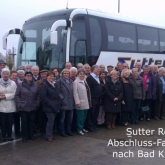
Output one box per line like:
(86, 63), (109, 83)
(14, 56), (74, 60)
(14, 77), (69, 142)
(0, 59), (164, 143)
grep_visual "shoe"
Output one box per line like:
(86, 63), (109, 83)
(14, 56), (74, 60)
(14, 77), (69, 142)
(52, 136), (56, 140)
(123, 122), (129, 127)
(8, 137), (14, 141)
(160, 116), (165, 120)
(82, 129), (88, 133)
(107, 125), (112, 130)
(29, 137), (36, 140)
(154, 116), (160, 120)
(2, 138), (6, 142)
(140, 118), (144, 121)
(47, 137), (55, 142)
(146, 118), (150, 122)
(78, 131), (84, 135)
(135, 121), (138, 124)
(22, 138), (27, 142)
(60, 133), (68, 137)
(111, 125), (115, 129)
(67, 132), (73, 136)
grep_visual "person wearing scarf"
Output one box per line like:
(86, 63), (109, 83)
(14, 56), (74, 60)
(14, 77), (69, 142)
(0, 68), (17, 142)
(140, 65), (156, 122)
(40, 71), (61, 142)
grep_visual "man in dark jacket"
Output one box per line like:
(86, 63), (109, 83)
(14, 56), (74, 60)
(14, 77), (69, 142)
(86, 65), (102, 132)
(32, 66), (40, 81)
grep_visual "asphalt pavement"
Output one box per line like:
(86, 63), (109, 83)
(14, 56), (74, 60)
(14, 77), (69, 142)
(0, 120), (165, 165)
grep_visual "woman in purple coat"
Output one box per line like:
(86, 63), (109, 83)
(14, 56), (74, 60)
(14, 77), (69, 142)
(140, 65), (156, 121)
(15, 70), (40, 142)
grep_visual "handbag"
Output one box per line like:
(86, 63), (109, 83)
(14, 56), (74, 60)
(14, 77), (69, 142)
(141, 105), (150, 112)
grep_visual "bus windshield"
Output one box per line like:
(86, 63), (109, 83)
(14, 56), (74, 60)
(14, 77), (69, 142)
(17, 19), (66, 70)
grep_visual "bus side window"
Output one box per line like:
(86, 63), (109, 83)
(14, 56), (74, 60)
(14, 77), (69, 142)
(105, 20), (136, 52)
(159, 29), (165, 53)
(137, 26), (159, 52)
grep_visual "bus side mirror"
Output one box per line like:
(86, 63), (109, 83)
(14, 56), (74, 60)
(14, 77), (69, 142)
(50, 31), (58, 45)
(50, 19), (72, 45)
(2, 28), (22, 50)
(2, 38), (7, 50)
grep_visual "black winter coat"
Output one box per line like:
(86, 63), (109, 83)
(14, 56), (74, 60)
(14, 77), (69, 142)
(121, 80), (134, 112)
(40, 80), (61, 113)
(104, 78), (123, 113)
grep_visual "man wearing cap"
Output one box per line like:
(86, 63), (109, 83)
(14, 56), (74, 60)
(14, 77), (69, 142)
(0, 60), (6, 78)
(107, 65), (114, 76)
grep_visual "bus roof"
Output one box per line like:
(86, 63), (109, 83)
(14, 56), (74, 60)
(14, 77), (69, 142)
(24, 8), (165, 29)
(24, 9), (75, 24)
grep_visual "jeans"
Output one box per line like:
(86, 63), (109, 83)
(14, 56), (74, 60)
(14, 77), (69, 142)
(20, 111), (36, 138)
(76, 110), (88, 132)
(59, 110), (73, 134)
(0, 112), (14, 138)
(131, 99), (141, 123)
(45, 113), (56, 139)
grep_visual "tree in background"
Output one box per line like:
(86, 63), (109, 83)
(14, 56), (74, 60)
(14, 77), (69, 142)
(6, 54), (14, 70)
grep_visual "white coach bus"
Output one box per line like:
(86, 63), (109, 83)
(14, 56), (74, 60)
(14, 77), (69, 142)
(2, 8), (165, 69)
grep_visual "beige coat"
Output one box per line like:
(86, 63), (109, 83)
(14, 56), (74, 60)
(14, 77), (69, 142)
(73, 77), (91, 110)
(0, 79), (17, 113)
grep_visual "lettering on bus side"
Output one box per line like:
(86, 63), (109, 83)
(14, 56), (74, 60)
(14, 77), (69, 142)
(118, 57), (165, 69)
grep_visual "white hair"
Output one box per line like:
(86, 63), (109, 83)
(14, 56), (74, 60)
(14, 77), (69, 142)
(17, 70), (25, 74)
(31, 65), (39, 70)
(70, 67), (78, 72)
(77, 63), (83, 67)
(158, 67), (165, 73)
(1, 68), (10, 75)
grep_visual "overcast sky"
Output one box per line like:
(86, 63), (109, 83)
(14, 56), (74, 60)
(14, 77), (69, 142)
(0, 0), (165, 55)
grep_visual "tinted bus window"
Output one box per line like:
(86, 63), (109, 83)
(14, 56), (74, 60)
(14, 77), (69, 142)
(159, 29), (165, 52)
(105, 20), (136, 51)
(89, 17), (102, 56)
(137, 26), (159, 52)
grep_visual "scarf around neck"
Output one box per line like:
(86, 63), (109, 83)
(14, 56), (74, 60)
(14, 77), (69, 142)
(143, 73), (149, 90)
